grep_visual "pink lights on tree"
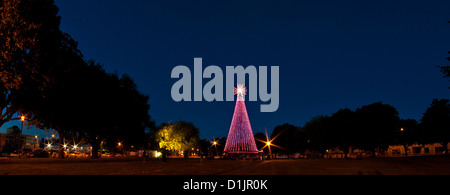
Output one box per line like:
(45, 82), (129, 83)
(224, 84), (259, 154)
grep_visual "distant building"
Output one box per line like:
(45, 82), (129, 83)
(323, 143), (450, 159)
(386, 143), (449, 157)
(6, 126), (21, 134)
(0, 134), (6, 153)
(0, 126), (39, 153)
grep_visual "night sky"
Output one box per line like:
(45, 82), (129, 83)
(3, 0), (448, 140)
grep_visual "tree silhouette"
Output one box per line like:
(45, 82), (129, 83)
(394, 119), (418, 157)
(353, 102), (400, 156)
(1, 1), (154, 158)
(0, 0), (79, 128)
(29, 59), (153, 158)
(420, 99), (450, 155)
(439, 52), (449, 89)
(270, 123), (301, 155)
(329, 108), (356, 158)
(302, 116), (332, 154)
(300, 103), (400, 157)
(439, 21), (449, 88)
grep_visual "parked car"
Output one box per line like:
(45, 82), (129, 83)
(27, 149), (50, 158)
(51, 151), (68, 158)
(69, 152), (83, 158)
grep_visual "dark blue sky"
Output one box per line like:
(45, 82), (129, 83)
(12, 0), (446, 140)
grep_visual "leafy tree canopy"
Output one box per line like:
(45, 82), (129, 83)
(155, 121), (200, 153)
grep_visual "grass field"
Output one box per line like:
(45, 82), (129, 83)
(1, 156), (450, 175)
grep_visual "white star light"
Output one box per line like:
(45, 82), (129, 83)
(234, 84), (247, 97)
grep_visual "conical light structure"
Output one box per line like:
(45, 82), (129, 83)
(224, 84), (259, 154)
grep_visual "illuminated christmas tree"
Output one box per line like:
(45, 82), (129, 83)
(224, 84), (259, 154)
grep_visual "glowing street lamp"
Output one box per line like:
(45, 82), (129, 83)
(34, 135), (39, 149)
(20, 115), (26, 134)
(255, 128), (286, 159)
(210, 137), (220, 156)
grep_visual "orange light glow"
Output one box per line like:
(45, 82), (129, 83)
(255, 128), (287, 154)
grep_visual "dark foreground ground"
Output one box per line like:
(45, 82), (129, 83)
(1, 156), (450, 175)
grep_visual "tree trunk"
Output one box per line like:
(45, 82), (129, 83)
(91, 140), (100, 159)
(403, 144), (409, 157)
(443, 142), (449, 156)
(184, 150), (189, 159)
(371, 148), (377, 157)
(343, 146), (349, 159)
(58, 130), (65, 159)
(162, 150), (167, 162)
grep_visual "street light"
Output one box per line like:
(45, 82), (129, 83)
(117, 141), (123, 155)
(255, 128), (287, 159)
(20, 115), (26, 134)
(34, 135), (38, 149)
(210, 137), (220, 157)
